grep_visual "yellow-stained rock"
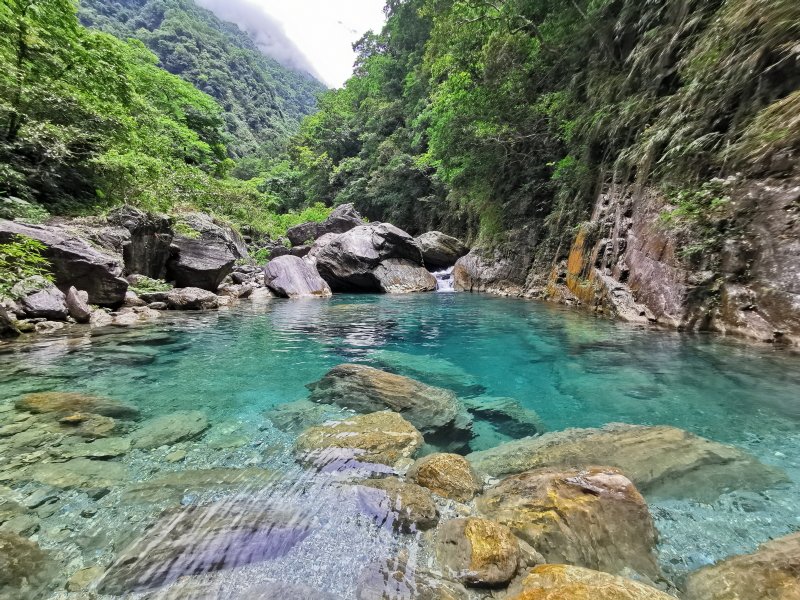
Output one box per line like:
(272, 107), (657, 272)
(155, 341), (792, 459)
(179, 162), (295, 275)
(506, 564), (676, 599)
(408, 453), (482, 502)
(15, 392), (140, 420)
(477, 467), (660, 579)
(436, 517), (520, 587)
(684, 532), (800, 600)
(295, 411), (423, 467)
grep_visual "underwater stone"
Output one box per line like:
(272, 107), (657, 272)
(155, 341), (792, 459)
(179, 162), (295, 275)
(357, 552), (470, 600)
(355, 476), (438, 533)
(505, 564), (677, 599)
(0, 531), (54, 597)
(121, 468), (277, 505)
(23, 458), (129, 490)
(467, 423), (788, 502)
(476, 466), (661, 580)
(407, 453), (483, 502)
(131, 410), (210, 450)
(684, 532), (800, 600)
(462, 396), (545, 439)
(16, 391), (140, 420)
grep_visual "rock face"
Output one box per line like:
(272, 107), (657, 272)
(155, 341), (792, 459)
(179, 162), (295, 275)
(164, 287), (220, 310)
(453, 242), (533, 296)
(20, 284), (68, 320)
(295, 411), (424, 467)
(477, 467), (660, 579)
(98, 502), (313, 594)
(467, 424), (787, 501)
(407, 453), (482, 502)
(0, 219), (128, 305)
(65, 286), (91, 323)
(0, 532), (53, 598)
(107, 206), (173, 278)
(307, 364), (472, 450)
(131, 410), (210, 449)
(167, 213), (247, 290)
(435, 517), (521, 587)
(415, 231), (469, 269)
(506, 565), (677, 600)
(264, 255), (332, 298)
(286, 203), (364, 246)
(684, 532), (800, 600)
(315, 223), (436, 293)
(356, 477), (438, 532)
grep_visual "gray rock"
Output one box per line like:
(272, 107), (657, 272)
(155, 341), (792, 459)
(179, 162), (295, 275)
(0, 306), (20, 339)
(0, 219), (128, 305)
(23, 458), (129, 490)
(415, 231), (469, 269)
(164, 287), (220, 310)
(286, 203), (363, 247)
(265, 255), (332, 298)
(107, 205), (174, 278)
(315, 223), (433, 293)
(131, 410), (210, 449)
(20, 285), (68, 321)
(167, 213), (247, 291)
(65, 287), (91, 323)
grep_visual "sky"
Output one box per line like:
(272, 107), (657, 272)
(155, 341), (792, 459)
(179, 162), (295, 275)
(195, 0), (387, 88)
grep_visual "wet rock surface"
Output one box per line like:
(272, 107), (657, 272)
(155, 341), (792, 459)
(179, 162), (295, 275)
(16, 391), (140, 420)
(467, 424), (787, 501)
(407, 453), (482, 502)
(356, 477), (439, 533)
(264, 255), (332, 298)
(357, 553), (470, 600)
(477, 467), (661, 579)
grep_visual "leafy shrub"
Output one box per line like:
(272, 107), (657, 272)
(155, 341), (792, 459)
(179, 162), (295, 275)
(0, 236), (54, 299)
(0, 198), (50, 223)
(173, 221), (201, 239)
(129, 276), (172, 295)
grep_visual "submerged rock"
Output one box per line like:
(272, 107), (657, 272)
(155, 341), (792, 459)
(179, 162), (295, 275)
(314, 223), (434, 293)
(264, 400), (350, 435)
(407, 453), (482, 502)
(367, 350), (484, 395)
(121, 468), (277, 505)
(307, 364), (472, 451)
(435, 517), (521, 587)
(684, 532), (800, 600)
(131, 410), (210, 449)
(16, 391), (140, 420)
(506, 564), (676, 600)
(295, 411), (423, 467)
(415, 231), (469, 269)
(264, 255), (332, 298)
(467, 424), (787, 501)
(24, 458), (129, 490)
(356, 477), (439, 533)
(98, 501), (313, 594)
(463, 396), (545, 439)
(0, 532), (54, 598)
(477, 467), (661, 579)
(357, 553), (470, 600)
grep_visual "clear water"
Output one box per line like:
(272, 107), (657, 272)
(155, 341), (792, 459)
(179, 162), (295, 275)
(1, 293), (799, 597)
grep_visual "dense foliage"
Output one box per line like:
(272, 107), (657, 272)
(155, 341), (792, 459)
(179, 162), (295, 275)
(284, 0), (800, 250)
(0, 235), (53, 299)
(79, 0), (326, 158)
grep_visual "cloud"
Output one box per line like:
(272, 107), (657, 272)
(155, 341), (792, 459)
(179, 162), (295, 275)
(194, 0), (321, 80)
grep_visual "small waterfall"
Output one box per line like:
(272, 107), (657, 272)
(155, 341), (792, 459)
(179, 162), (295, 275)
(432, 267), (455, 292)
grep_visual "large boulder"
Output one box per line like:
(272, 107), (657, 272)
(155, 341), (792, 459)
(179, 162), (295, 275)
(0, 220), (128, 305)
(476, 467), (661, 579)
(435, 517), (521, 587)
(286, 203), (363, 247)
(295, 411), (424, 467)
(65, 286), (91, 323)
(167, 213), (247, 291)
(506, 565), (677, 600)
(164, 287), (220, 310)
(264, 255), (332, 298)
(684, 532), (800, 600)
(307, 364), (473, 450)
(19, 283), (68, 320)
(315, 223), (435, 293)
(467, 424), (787, 501)
(415, 231), (469, 269)
(107, 206), (173, 278)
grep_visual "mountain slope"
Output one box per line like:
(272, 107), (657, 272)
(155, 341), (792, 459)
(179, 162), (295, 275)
(79, 0), (327, 158)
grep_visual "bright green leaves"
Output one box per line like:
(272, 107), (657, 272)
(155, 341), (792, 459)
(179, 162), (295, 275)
(0, 234), (53, 300)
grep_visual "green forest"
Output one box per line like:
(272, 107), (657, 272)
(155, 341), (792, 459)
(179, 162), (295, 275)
(1, 0), (798, 249)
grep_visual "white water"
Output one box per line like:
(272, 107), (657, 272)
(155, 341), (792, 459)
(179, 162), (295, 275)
(432, 267), (455, 292)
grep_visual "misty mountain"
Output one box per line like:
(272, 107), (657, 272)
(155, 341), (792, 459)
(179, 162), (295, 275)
(79, 0), (327, 158)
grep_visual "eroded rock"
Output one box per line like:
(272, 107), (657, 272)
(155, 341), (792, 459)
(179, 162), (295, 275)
(357, 553), (470, 600)
(23, 458), (129, 490)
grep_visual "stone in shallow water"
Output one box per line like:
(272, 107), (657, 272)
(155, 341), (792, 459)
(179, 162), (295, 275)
(462, 396), (545, 439)
(0, 531), (54, 598)
(307, 364), (472, 451)
(264, 399), (350, 434)
(476, 467), (661, 580)
(683, 532), (800, 600)
(367, 350), (484, 395)
(15, 391), (140, 420)
(97, 501), (313, 594)
(505, 564), (676, 600)
(131, 410), (210, 449)
(435, 517), (521, 587)
(56, 436), (131, 459)
(407, 453), (483, 502)
(295, 411), (424, 468)
(466, 423), (788, 502)
(355, 477), (438, 533)
(357, 553), (470, 600)
(23, 458), (129, 490)
(121, 467), (277, 505)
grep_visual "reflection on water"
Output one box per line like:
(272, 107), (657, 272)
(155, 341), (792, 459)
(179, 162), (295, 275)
(0, 293), (799, 598)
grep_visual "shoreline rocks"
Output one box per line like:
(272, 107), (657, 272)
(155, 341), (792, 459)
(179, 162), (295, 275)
(286, 203), (363, 247)
(264, 255), (332, 298)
